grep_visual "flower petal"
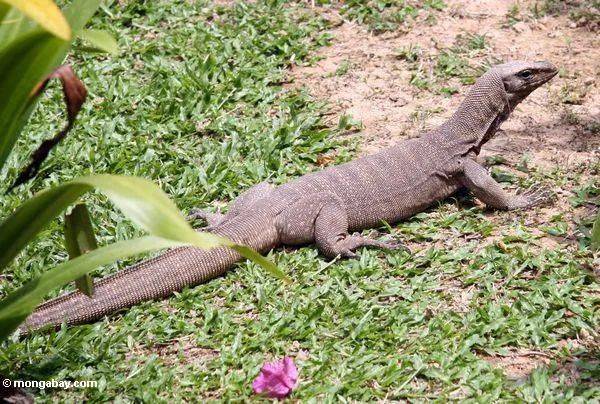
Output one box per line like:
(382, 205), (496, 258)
(252, 356), (299, 398)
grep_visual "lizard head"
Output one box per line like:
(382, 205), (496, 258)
(440, 61), (557, 151)
(494, 60), (558, 107)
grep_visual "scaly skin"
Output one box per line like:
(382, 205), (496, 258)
(20, 61), (558, 334)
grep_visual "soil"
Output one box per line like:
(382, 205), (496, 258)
(126, 334), (219, 367)
(480, 349), (551, 380)
(288, 0), (599, 167)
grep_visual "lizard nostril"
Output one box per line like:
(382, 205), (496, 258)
(535, 60), (558, 73)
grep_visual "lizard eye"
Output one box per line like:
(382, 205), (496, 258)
(518, 70), (533, 79)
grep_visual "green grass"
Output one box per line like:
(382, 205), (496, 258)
(512, 0), (599, 30)
(316, 0), (444, 33)
(0, 0), (599, 402)
(397, 33), (499, 94)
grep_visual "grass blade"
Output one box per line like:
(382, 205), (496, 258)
(64, 203), (98, 297)
(592, 213), (600, 251)
(78, 29), (118, 55)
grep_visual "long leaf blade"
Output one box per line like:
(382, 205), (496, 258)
(64, 203), (97, 296)
(0, 0), (71, 40)
(62, 0), (102, 34)
(0, 174), (224, 270)
(0, 6), (35, 49)
(0, 30), (68, 171)
(232, 245), (290, 283)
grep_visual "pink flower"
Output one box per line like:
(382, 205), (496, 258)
(252, 356), (298, 399)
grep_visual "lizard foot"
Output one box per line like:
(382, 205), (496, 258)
(511, 184), (555, 210)
(337, 233), (410, 259)
(187, 208), (225, 229)
(340, 249), (358, 259)
(366, 230), (411, 254)
(377, 238), (411, 254)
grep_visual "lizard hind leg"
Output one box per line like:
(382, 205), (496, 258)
(314, 199), (408, 259)
(227, 181), (273, 216)
(187, 208), (226, 230)
(188, 182), (274, 230)
(276, 192), (408, 260)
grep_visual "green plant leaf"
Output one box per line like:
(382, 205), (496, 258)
(62, 0), (102, 34)
(592, 213), (600, 251)
(78, 29), (118, 55)
(0, 236), (184, 341)
(0, 0), (102, 172)
(0, 173), (288, 279)
(0, 236), (288, 341)
(0, 174), (224, 270)
(0, 0), (71, 40)
(231, 244), (289, 284)
(64, 203), (98, 296)
(0, 29), (68, 172)
(0, 5), (35, 49)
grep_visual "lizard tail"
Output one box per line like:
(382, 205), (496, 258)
(19, 214), (278, 334)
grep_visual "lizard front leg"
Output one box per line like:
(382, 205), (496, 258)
(276, 192), (408, 259)
(459, 158), (552, 210)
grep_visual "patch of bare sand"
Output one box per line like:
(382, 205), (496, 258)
(481, 339), (599, 381)
(127, 335), (219, 367)
(481, 349), (552, 379)
(289, 0), (599, 167)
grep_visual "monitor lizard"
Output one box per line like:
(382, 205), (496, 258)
(20, 60), (558, 333)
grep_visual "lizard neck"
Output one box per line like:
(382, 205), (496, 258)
(437, 71), (509, 155)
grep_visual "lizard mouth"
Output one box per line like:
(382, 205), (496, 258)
(524, 69), (557, 90)
(534, 61), (558, 85)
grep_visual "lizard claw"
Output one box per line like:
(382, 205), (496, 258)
(380, 238), (411, 254)
(187, 208), (224, 229)
(340, 249), (359, 259)
(512, 184), (555, 210)
(187, 209), (207, 221)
